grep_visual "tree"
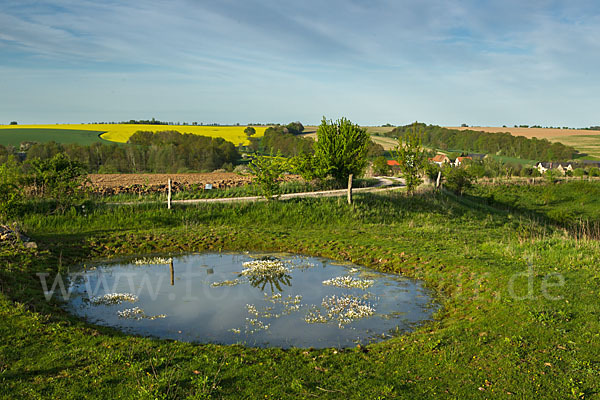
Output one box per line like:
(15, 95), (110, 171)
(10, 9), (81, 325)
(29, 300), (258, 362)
(394, 123), (427, 195)
(424, 162), (441, 181)
(372, 156), (390, 176)
(244, 126), (256, 137)
(314, 117), (370, 184)
(248, 154), (290, 200)
(443, 166), (473, 195)
(367, 141), (385, 158)
(286, 122), (304, 135)
(260, 126), (314, 157)
(544, 169), (559, 184)
(9, 121), (17, 125)
(573, 168), (586, 179)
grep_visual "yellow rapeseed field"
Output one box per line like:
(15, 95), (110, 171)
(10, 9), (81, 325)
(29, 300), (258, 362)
(0, 124), (266, 145)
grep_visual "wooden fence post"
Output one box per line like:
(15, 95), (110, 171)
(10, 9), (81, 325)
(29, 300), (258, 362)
(347, 174), (353, 205)
(167, 178), (172, 210)
(170, 258), (174, 286)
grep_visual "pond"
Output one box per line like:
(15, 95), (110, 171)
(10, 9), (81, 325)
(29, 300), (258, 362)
(65, 252), (438, 348)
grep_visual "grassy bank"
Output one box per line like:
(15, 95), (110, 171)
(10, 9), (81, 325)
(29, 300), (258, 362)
(1, 185), (600, 398)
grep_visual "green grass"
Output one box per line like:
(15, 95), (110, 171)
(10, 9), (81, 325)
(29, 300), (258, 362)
(2, 184), (600, 398)
(469, 180), (600, 227)
(0, 128), (108, 146)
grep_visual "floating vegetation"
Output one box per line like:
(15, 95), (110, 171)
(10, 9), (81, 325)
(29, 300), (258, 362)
(305, 295), (375, 328)
(90, 293), (138, 305)
(288, 260), (317, 270)
(117, 307), (166, 320)
(133, 257), (171, 265)
(241, 259), (290, 279)
(322, 275), (374, 290)
(244, 294), (303, 321)
(245, 317), (270, 333)
(211, 279), (241, 287)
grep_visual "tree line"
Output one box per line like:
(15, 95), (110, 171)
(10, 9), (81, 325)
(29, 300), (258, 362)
(384, 123), (578, 161)
(0, 131), (240, 173)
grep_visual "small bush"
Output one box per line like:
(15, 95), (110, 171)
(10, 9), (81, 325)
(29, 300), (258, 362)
(248, 155), (290, 200)
(443, 166), (473, 195)
(372, 156), (390, 176)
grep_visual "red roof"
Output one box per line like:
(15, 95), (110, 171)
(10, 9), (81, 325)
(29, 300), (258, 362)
(430, 154), (449, 163)
(386, 160), (400, 166)
(456, 156), (472, 163)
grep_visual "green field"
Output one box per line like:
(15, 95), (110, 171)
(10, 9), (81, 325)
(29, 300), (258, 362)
(2, 183), (600, 398)
(0, 128), (108, 147)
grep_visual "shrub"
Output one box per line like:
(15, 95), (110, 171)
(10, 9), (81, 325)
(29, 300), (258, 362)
(291, 153), (317, 182)
(424, 162), (441, 182)
(372, 156), (390, 176)
(544, 169), (559, 184)
(248, 155), (290, 200)
(395, 123), (427, 195)
(25, 153), (88, 211)
(0, 157), (22, 221)
(573, 168), (586, 179)
(443, 166), (473, 195)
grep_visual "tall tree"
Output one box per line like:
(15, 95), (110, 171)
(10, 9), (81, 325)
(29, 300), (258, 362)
(314, 117), (370, 184)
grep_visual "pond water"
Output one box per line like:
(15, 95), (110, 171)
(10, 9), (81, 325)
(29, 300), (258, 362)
(65, 253), (438, 348)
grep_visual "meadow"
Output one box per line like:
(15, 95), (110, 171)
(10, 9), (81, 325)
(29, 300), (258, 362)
(0, 128), (107, 147)
(0, 124), (267, 146)
(1, 182), (600, 398)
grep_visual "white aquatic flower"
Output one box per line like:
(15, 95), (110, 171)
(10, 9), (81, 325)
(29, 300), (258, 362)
(133, 257), (171, 265)
(90, 293), (138, 305)
(322, 275), (374, 290)
(246, 294), (303, 320)
(245, 317), (270, 333)
(304, 295), (375, 328)
(211, 279), (241, 287)
(117, 307), (166, 320)
(246, 304), (259, 317)
(117, 307), (145, 319)
(241, 259), (290, 278)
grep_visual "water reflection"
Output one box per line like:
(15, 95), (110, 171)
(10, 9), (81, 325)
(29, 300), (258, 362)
(247, 273), (291, 292)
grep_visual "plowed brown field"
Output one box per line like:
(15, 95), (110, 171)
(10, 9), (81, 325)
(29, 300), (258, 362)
(87, 173), (301, 195)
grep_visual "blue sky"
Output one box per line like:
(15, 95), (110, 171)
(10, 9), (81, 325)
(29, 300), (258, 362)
(1, 0), (599, 126)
